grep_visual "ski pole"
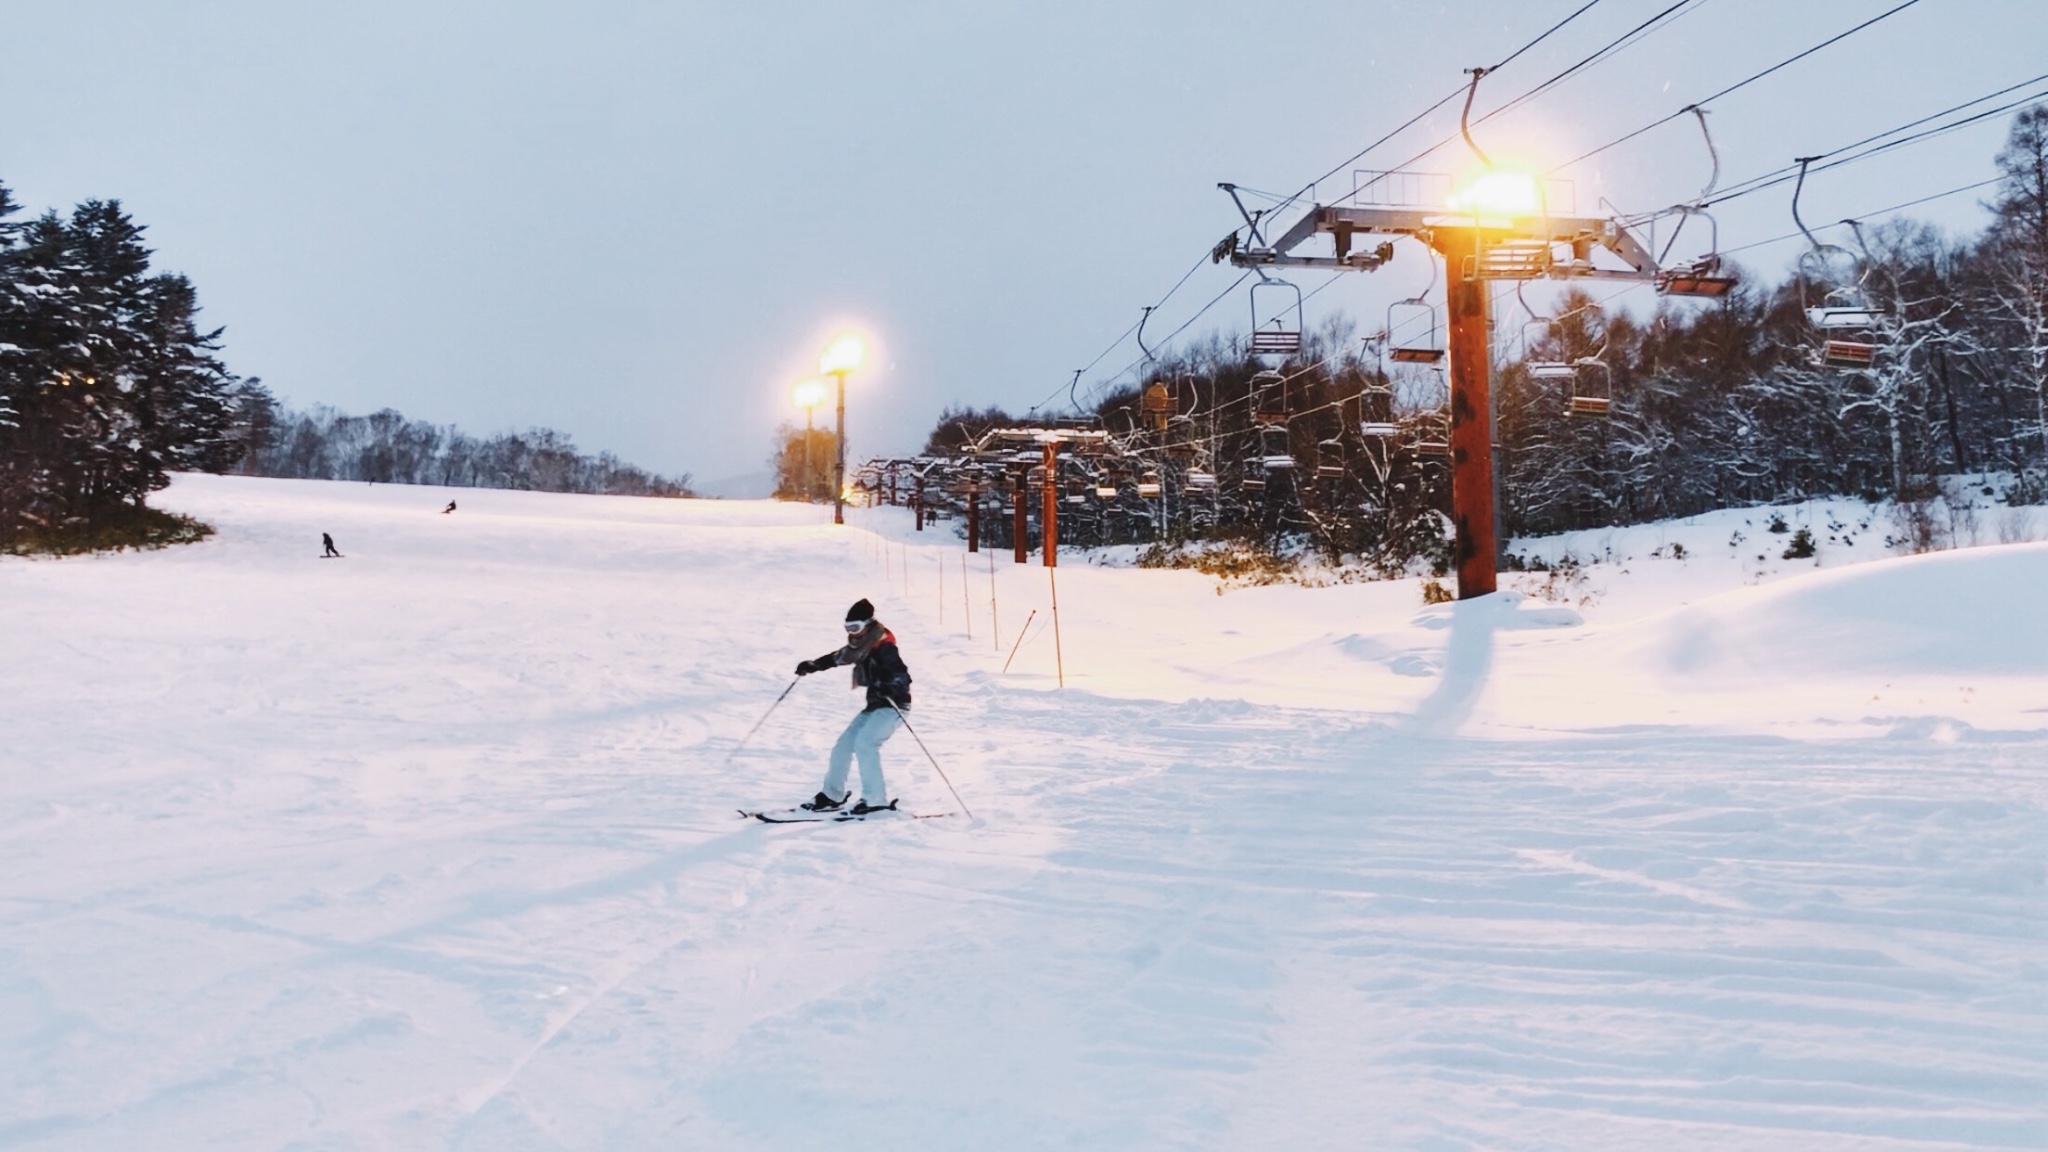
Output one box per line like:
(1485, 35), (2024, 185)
(726, 678), (799, 764)
(886, 700), (972, 819)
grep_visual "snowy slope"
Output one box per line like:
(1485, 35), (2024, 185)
(1, 474), (2042, 1150)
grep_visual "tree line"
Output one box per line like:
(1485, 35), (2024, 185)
(2, 181), (692, 552)
(239, 403), (693, 498)
(915, 106), (2048, 571)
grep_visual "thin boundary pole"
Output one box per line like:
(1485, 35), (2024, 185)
(1049, 567), (1065, 688)
(1002, 608), (1037, 673)
(886, 700), (971, 819)
(988, 551), (1000, 651)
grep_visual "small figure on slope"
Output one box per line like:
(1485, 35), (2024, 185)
(794, 598), (912, 815)
(443, 500), (457, 514)
(321, 532), (342, 558)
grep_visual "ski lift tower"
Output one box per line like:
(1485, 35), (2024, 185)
(1215, 171), (1685, 599)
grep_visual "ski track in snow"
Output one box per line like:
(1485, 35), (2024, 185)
(0, 474), (2042, 1150)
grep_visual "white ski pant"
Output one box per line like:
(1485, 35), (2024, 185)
(822, 707), (901, 803)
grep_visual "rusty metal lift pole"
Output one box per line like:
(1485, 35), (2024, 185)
(965, 483), (979, 552)
(1011, 474), (1028, 564)
(1438, 229), (1499, 599)
(1041, 441), (1059, 568)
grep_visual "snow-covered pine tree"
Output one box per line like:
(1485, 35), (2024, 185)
(0, 191), (256, 550)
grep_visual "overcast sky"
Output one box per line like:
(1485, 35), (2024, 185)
(6, 0), (2044, 485)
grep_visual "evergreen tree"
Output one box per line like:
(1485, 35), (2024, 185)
(0, 189), (261, 549)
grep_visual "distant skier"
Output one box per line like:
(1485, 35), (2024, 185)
(321, 532), (342, 558)
(794, 598), (912, 814)
(443, 500), (457, 514)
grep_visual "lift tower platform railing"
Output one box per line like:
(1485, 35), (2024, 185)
(1221, 191), (1675, 600)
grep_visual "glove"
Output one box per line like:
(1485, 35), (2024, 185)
(795, 659), (818, 676)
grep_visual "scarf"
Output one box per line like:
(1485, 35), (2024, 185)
(843, 619), (892, 687)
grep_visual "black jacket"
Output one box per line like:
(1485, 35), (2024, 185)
(809, 626), (912, 712)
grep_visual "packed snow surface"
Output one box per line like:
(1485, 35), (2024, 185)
(2, 474), (2043, 1149)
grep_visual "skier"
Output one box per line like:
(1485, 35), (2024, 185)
(794, 598), (911, 814)
(321, 532), (341, 558)
(443, 500), (457, 514)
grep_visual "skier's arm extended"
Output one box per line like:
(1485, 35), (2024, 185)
(795, 645), (852, 676)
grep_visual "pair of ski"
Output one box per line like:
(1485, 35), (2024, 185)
(740, 802), (948, 824)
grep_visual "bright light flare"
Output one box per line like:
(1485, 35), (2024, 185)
(792, 377), (829, 409)
(1446, 169), (1543, 218)
(819, 334), (866, 375)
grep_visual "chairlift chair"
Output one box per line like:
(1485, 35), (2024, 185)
(1567, 357), (1612, 417)
(1804, 282), (1879, 369)
(1805, 284), (1878, 368)
(1805, 288), (1880, 331)
(1821, 339), (1876, 368)
(1657, 254), (1736, 298)
(1315, 438), (1347, 479)
(1517, 313), (1576, 381)
(1137, 472), (1163, 498)
(1251, 370), (1292, 425)
(1790, 156), (1883, 368)
(1248, 276), (1304, 357)
(1656, 112), (1738, 298)
(1387, 296), (1445, 364)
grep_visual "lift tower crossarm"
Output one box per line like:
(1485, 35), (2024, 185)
(1236, 205), (1661, 281)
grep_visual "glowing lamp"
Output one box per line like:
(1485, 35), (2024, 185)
(793, 377), (828, 410)
(1446, 169), (1543, 219)
(819, 334), (866, 375)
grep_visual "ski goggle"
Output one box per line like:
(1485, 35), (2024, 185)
(844, 618), (870, 632)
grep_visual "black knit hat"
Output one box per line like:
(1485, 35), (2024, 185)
(845, 598), (875, 623)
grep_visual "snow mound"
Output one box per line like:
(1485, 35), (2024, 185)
(1648, 541), (2048, 682)
(1413, 588), (1585, 632)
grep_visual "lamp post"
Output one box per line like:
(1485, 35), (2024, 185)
(792, 377), (827, 501)
(818, 334), (865, 525)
